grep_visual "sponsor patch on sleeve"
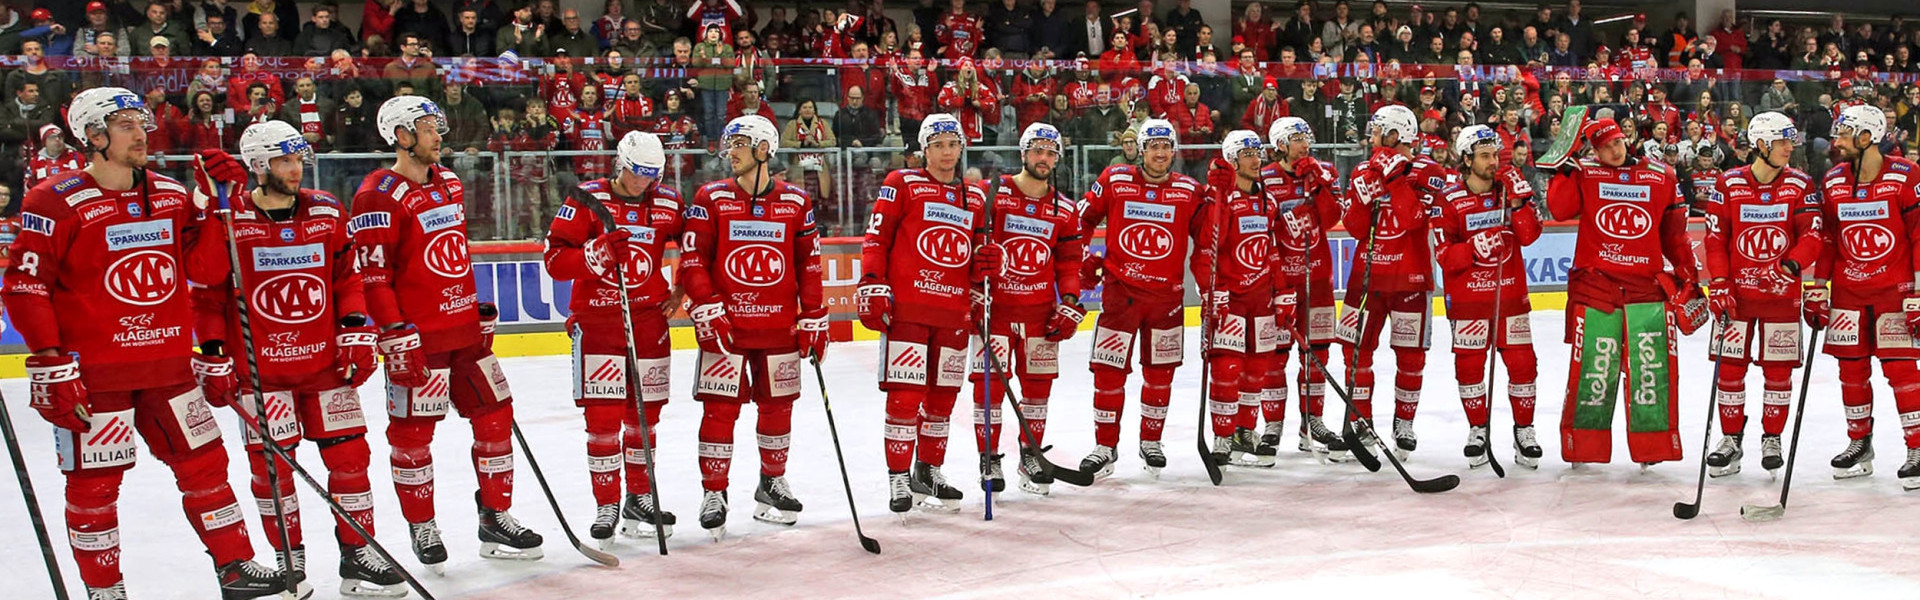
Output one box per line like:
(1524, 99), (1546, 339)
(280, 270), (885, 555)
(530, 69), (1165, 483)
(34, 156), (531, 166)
(348, 211), (392, 234)
(557, 205), (576, 220)
(21, 212), (55, 236)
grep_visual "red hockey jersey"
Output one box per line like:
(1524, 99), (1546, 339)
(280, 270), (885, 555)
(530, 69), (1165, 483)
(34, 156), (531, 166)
(26, 149), (86, 190)
(982, 174), (1085, 321)
(1203, 160), (1274, 298)
(1703, 165), (1823, 320)
(1265, 160), (1342, 293)
(1343, 148), (1449, 293)
(679, 178), (825, 348)
(1817, 157), (1920, 306)
(1432, 166), (1543, 318)
(349, 166), (482, 354)
(1079, 164), (1215, 302)
(1547, 157), (1697, 309)
(862, 168), (989, 330)
(544, 179), (685, 328)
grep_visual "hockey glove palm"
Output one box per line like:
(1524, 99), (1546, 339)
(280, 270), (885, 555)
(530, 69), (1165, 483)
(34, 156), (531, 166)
(855, 282), (893, 332)
(336, 324), (379, 388)
(1045, 300), (1087, 342)
(798, 313), (830, 362)
(377, 325), (430, 389)
(1802, 284), (1830, 328)
(690, 302), (736, 355)
(191, 150), (248, 210)
(479, 302), (499, 349)
(1707, 279), (1736, 319)
(191, 353), (239, 408)
(25, 355), (90, 432)
(971, 242), (1006, 283)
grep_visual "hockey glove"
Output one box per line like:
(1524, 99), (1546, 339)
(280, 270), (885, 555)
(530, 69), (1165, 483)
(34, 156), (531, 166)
(1205, 290), (1231, 323)
(690, 302), (736, 355)
(191, 150), (249, 210)
(855, 282), (893, 332)
(336, 322), (379, 388)
(1469, 230), (1512, 264)
(1045, 299), (1088, 342)
(1707, 278), (1736, 320)
(1802, 283), (1830, 329)
(377, 324), (430, 389)
(191, 353), (239, 408)
(584, 228), (632, 279)
(1905, 293), (1920, 337)
(478, 302), (499, 349)
(25, 355), (90, 432)
(1081, 253), (1105, 290)
(1666, 280), (1710, 336)
(1274, 289), (1300, 330)
(798, 313), (830, 362)
(971, 242), (1006, 283)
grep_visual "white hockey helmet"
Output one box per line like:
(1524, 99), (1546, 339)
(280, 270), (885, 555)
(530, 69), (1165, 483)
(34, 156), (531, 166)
(67, 87), (154, 150)
(376, 95), (448, 147)
(237, 120), (315, 175)
(1833, 104), (1887, 144)
(616, 131), (667, 179)
(1369, 104), (1419, 145)
(918, 113), (965, 150)
(1138, 118), (1178, 150)
(1454, 124), (1501, 158)
(1747, 111), (1801, 147)
(1221, 129), (1264, 162)
(1019, 122), (1063, 155)
(1269, 116), (1313, 148)
(722, 114), (779, 153)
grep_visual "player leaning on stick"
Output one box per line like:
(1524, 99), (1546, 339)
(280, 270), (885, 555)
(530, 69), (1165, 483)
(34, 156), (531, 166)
(1201, 130), (1279, 467)
(2, 87), (293, 600)
(186, 121), (408, 596)
(1545, 118), (1706, 468)
(1431, 125), (1545, 469)
(541, 131), (684, 542)
(1261, 117), (1346, 460)
(968, 123), (1086, 496)
(1698, 112), (1823, 479)
(1812, 104), (1920, 487)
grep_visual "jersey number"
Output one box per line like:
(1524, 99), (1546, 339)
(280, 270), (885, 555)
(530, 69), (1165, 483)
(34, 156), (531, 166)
(356, 245), (387, 270)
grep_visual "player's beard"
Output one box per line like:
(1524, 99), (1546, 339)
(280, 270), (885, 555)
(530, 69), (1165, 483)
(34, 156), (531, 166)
(1025, 160), (1052, 180)
(265, 170), (301, 197)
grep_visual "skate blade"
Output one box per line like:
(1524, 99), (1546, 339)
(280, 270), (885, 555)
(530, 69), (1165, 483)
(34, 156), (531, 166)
(1018, 479), (1051, 496)
(1325, 450), (1352, 463)
(1088, 464), (1116, 479)
(619, 520), (675, 539)
(423, 563), (445, 576)
(910, 493), (962, 512)
(1467, 454), (1488, 469)
(1514, 454), (1540, 469)
(594, 536), (615, 551)
(340, 579), (409, 598)
(1709, 463), (1742, 478)
(1392, 448), (1411, 462)
(1903, 475), (1920, 491)
(281, 581), (315, 600)
(479, 543), (545, 561)
(753, 504), (800, 526)
(1141, 465), (1163, 479)
(705, 525), (727, 541)
(1833, 463), (1874, 480)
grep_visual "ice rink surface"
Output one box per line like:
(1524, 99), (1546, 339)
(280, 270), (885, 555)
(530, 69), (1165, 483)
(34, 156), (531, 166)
(3, 311), (1918, 599)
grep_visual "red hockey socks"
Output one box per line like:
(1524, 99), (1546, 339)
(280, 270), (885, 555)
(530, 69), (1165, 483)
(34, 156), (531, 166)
(917, 389), (958, 465)
(973, 374), (1010, 452)
(315, 435), (375, 546)
(470, 406), (516, 512)
(65, 471), (124, 588)
(758, 400), (794, 477)
(1840, 358), (1875, 440)
(699, 401), (742, 491)
(583, 404), (625, 505)
(1716, 359), (1752, 434)
(1455, 350), (1491, 427)
(1019, 378), (1052, 447)
(1884, 359), (1920, 448)
(625, 401), (664, 495)
(247, 448), (302, 550)
(1140, 366), (1175, 441)
(1092, 367), (1127, 447)
(172, 448), (254, 566)
(1299, 347), (1328, 418)
(1392, 348), (1425, 422)
(1503, 345), (1539, 427)
(1207, 354), (1244, 437)
(387, 418), (438, 523)
(1760, 365), (1795, 436)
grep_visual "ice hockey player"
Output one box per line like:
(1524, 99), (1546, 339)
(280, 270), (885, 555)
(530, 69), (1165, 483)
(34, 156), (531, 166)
(1699, 112), (1823, 478)
(2, 87), (292, 599)
(352, 96), (543, 568)
(1813, 104), (1920, 487)
(680, 115), (830, 536)
(542, 131), (683, 543)
(1545, 118), (1704, 467)
(1200, 130), (1278, 467)
(1261, 117), (1346, 461)
(858, 113), (1001, 511)
(1431, 125), (1545, 470)
(968, 122), (1085, 496)
(186, 121), (407, 596)
(1075, 118), (1214, 478)
(1336, 105), (1451, 462)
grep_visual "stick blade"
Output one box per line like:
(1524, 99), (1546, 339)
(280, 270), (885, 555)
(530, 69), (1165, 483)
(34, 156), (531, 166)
(1741, 504), (1785, 522)
(860, 535), (882, 554)
(1412, 474), (1461, 494)
(1346, 430), (1383, 472)
(1672, 502), (1701, 520)
(574, 542), (621, 567)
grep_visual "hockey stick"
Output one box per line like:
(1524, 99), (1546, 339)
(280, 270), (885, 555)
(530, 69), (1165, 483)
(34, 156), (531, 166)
(1195, 184), (1225, 486)
(0, 387), (70, 600)
(1673, 310), (1733, 520)
(981, 171), (999, 519)
(571, 187), (671, 552)
(808, 360), (883, 553)
(1286, 315), (1461, 493)
(971, 318), (1098, 487)
(206, 180), (303, 597)
(1335, 188), (1384, 471)
(1741, 324), (1823, 522)
(1478, 194), (1511, 479)
(505, 420), (620, 566)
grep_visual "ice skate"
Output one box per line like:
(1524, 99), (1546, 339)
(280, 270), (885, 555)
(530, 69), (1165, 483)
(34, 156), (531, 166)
(909, 462), (964, 511)
(753, 474), (804, 525)
(1017, 449), (1053, 496)
(1464, 425), (1490, 469)
(1229, 428), (1270, 467)
(87, 582), (127, 600)
(215, 558), (291, 600)
(1209, 435), (1233, 466)
(589, 503), (619, 547)
(1513, 425), (1542, 469)
(1138, 441), (1167, 477)
(620, 492), (677, 539)
(1831, 435), (1874, 480)
(1760, 434), (1784, 474)
(1707, 434), (1744, 478)
(1080, 445), (1118, 479)
(1327, 420), (1364, 463)
(1262, 420), (1289, 454)
(979, 453), (1006, 495)
(1899, 448), (1920, 491)
(407, 520), (447, 575)
(887, 472), (913, 518)
(338, 543), (407, 598)
(1392, 417), (1417, 461)
(699, 490), (729, 540)
(476, 493), (545, 561)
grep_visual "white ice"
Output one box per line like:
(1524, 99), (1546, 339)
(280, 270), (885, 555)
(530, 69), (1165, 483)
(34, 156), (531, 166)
(3, 311), (1918, 599)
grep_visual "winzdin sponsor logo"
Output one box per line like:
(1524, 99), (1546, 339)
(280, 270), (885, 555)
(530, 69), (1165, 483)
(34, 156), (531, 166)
(1596, 183), (1651, 202)
(1122, 201), (1176, 223)
(252, 244), (326, 272)
(729, 220), (786, 242)
(104, 219), (174, 251)
(1837, 201), (1889, 221)
(417, 203), (464, 233)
